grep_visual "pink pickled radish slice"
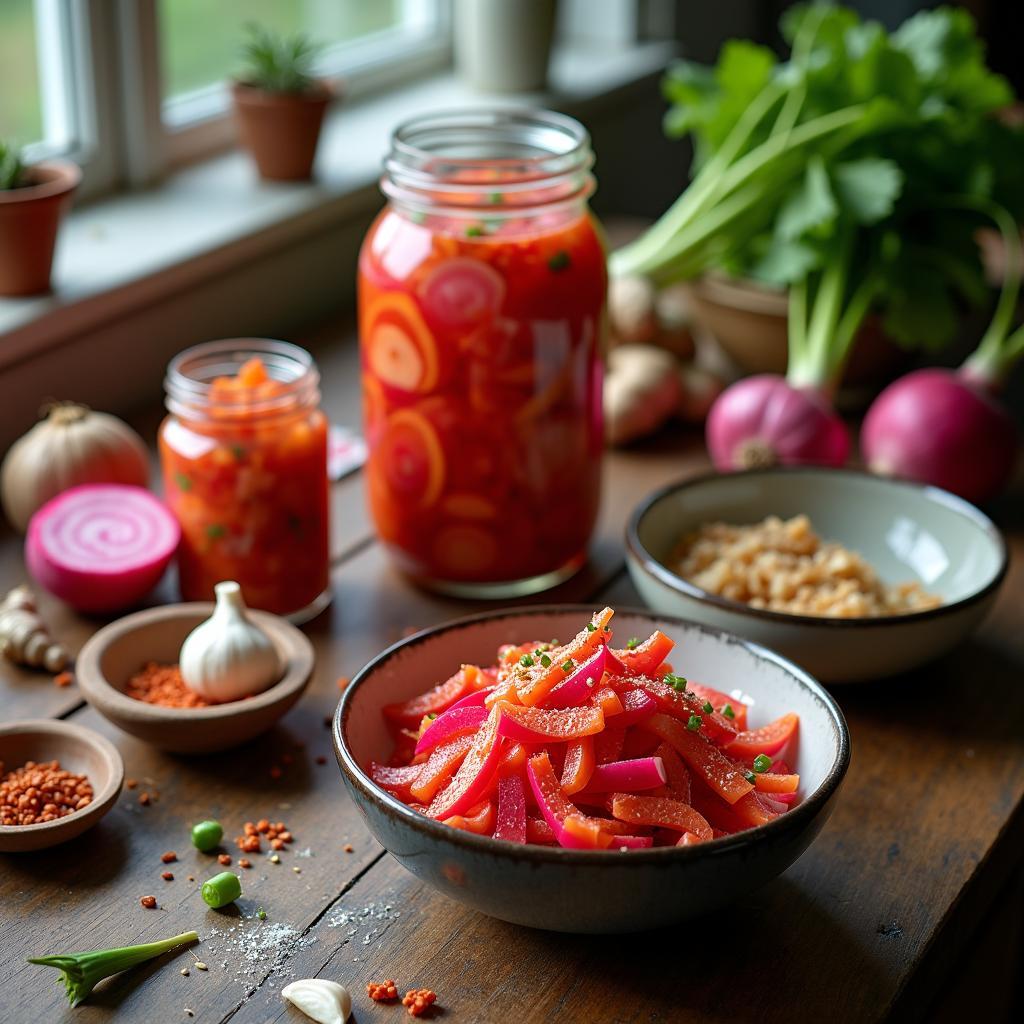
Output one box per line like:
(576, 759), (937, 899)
(26, 484), (179, 612)
(582, 757), (667, 793)
(415, 705), (488, 756)
(493, 774), (527, 844)
(615, 688), (659, 725)
(612, 834), (654, 849)
(544, 647), (609, 708)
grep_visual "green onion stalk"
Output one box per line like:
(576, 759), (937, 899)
(29, 930), (199, 1006)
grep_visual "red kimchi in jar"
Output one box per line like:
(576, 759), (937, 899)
(358, 109), (606, 596)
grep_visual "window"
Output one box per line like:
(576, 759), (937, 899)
(158, 0), (450, 165)
(0, 0), (44, 145)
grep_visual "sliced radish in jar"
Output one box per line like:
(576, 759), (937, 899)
(377, 408), (445, 507)
(364, 292), (439, 393)
(418, 258), (505, 331)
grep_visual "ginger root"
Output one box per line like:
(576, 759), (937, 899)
(0, 585), (68, 672)
(604, 345), (683, 446)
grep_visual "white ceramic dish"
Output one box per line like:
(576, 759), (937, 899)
(334, 605), (849, 933)
(626, 468), (1007, 683)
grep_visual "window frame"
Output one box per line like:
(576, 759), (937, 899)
(156, 0), (453, 172)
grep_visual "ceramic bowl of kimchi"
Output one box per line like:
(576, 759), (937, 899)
(333, 605), (850, 933)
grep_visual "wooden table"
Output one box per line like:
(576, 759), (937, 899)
(1, 325), (1021, 1024)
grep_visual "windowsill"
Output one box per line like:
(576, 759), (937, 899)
(0, 40), (674, 369)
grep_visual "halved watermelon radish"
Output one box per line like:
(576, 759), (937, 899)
(364, 292), (439, 393)
(418, 258), (504, 331)
(378, 407), (446, 507)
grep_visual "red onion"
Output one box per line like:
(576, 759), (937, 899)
(862, 367), (1018, 503)
(706, 374), (850, 470)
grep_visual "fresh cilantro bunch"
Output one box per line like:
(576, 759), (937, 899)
(613, 3), (1024, 376)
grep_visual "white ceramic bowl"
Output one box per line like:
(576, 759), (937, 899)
(626, 468), (1007, 683)
(334, 606), (849, 933)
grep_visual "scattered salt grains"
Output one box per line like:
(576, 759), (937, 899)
(198, 921), (319, 990)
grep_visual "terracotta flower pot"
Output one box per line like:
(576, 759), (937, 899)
(0, 160), (80, 297)
(231, 81), (334, 182)
(686, 273), (910, 403)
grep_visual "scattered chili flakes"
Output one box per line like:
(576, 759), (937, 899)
(125, 662), (210, 708)
(138, 792), (151, 806)
(342, 844), (354, 854)
(367, 980), (398, 1002)
(161, 871), (174, 881)
(140, 895), (157, 909)
(271, 838), (284, 850)
(336, 676), (350, 692)
(161, 851), (177, 863)
(218, 853), (232, 866)
(238, 858), (252, 869)
(53, 671), (74, 688)
(125, 779), (138, 789)
(0, 758), (93, 826)
(403, 989), (437, 1017)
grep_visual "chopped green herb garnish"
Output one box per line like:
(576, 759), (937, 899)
(586, 622), (597, 632)
(752, 754), (772, 773)
(540, 654), (552, 668)
(702, 700), (714, 714)
(256, 908), (267, 921)
(175, 472), (192, 492)
(231, 444), (246, 460)
(206, 523), (226, 540)
(426, 713), (437, 721)
(722, 704), (736, 719)
(488, 191), (503, 204)
(547, 250), (571, 272)
(465, 224), (484, 237)
(626, 637), (640, 650)
(519, 654), (534, 668)
(686, 714), (702, 732)
(744, 771), (756, 784)
(664, 674), (688, 692)
(562, 659), (574, 673)
(202, 871), (242, 909)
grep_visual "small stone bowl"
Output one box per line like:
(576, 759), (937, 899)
(76, 603), (315, 754)
(0, 719), (124, 852)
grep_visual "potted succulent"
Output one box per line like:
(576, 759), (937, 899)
(0, 140), (80, 297)
(231, 24), (335, 182)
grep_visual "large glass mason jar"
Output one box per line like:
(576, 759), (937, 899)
(358, 109), (606, 597)
(159, 339), (330, 621)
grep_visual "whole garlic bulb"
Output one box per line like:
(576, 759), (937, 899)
(1, 402), (149, 532)
(281, 979), (351, 1024)
(179, 581), (280, 703)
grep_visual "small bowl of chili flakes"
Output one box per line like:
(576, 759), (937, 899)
(0, 719), (124, 852)
(75, 602), (315, 754)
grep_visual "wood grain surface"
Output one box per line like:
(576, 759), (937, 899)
(0, 328), (1020, 1024)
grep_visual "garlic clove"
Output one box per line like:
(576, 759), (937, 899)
(179, 581), (281, 703)
(281, 978), (351, 1024)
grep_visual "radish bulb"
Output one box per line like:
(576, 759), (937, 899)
(707, 375), (850, 469)
(862, 202), (1023, 503)
(705, 242), (876, 471)
(861, 368), (1018, 502)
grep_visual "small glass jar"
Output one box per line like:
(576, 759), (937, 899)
(358, 109), (606, 597)
(159, 338), (330, 621)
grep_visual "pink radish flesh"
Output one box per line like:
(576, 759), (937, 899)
(26, 484), (179, 612)
(706, 374), (850, 470)
(582, 757), (667, 793)
(414, 705), (488, 756)
(861, 368), (1018, 503)
(493, 773), (527, 844)
(543, 646), (609, 708)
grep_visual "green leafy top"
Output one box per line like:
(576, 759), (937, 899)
(238, 23), (323, 94)
(615, 3), (1024, 373)
(0, 140), (25, 190)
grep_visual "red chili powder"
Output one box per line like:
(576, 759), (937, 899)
(124, 662), (210, 708)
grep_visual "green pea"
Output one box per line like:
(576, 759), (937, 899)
(191, 820), (223, 852)
(202, 871), (242, 909)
